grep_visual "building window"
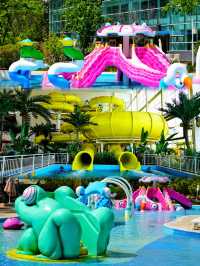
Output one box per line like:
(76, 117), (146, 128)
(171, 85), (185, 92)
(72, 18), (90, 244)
(121, 4), (128, 13)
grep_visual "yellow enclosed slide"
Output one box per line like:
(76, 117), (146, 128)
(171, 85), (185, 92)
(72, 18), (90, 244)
(89, 96), (125, 112)
(72, 143), (95, 171)
(85, 111), (168, 142)
(35, 132), (86, 144)
(42, 92), (82, 112)
(110, 144), (141, 171)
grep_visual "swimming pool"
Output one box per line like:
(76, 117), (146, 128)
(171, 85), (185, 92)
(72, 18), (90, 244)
(0, 207), (200, 266)
(22, 164), (191, 181)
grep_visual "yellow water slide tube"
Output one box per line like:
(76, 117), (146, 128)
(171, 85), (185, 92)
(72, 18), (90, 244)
(72, 143), (95, 171)
(42, 92), (82, 112)
(84, 112), (168, 142)
(110, 144), (141, 171)
(35, 132), (86, 144)
(89, 96), (125, 112)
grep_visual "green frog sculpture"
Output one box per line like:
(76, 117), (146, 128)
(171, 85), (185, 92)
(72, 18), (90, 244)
(15, 185), (114, 260)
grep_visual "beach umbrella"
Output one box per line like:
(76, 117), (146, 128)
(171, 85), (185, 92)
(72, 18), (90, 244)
(4, 178), (16, 204)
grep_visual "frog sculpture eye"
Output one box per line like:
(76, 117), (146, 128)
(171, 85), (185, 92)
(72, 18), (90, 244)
(22, 186), (37, 205)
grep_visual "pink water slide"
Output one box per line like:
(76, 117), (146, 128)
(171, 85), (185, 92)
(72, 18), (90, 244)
(165, 188), (192, 209)
(146, 187), (169, 210)
(71, 46), (167, 88)
(135, 46), (170, 73)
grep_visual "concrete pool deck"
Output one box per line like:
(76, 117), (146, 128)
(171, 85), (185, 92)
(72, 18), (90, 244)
(165, 215), (200, 235)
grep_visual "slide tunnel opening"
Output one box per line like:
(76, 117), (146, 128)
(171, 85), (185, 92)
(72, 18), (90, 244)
(73, 151), (93, 170)
(119, 152), (139, 170)
(80, 152), (92, 166)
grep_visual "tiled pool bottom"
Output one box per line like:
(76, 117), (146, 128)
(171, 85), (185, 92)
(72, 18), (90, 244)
(0, 208), (200, 266)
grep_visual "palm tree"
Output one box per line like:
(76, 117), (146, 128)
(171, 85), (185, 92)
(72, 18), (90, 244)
(0, 89), (15, 149)
(156, 130), (177, 155)
(14, 89), (51, 128)
(62, 105), (97, 142)
(160, 92), (200, 150)
(31, 123), (53, 153)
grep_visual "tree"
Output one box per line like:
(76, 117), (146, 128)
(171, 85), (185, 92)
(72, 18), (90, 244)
(164, 0), (200, 14)
(63, 105), (97, 142)
(0, 0), (48, 45)
(31, 123), (54, 153)
(156, 130), (177, 155)
(42, 34), (65, 65)
(14, 89), (51, 130)
(160, 92), (200, 150)
(62, 0), (103, 53)
(8, 123), (36, 155)
(0, 90), (15, 149)
(132, 128), (149, 163)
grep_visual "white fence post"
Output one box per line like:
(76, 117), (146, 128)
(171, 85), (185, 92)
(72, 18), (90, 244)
(41, 154), (44, 168)
(48, 153), (50, 166)
(143, 154), (146, 165)
(194, 157), (197, 174)
(32, 155), (35, 174)
(20, 155), (23, 175)
(1, 156), (5, 182)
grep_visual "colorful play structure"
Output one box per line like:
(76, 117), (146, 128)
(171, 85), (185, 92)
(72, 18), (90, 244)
(35, 92), (168, 172)
(115, 176), (192, 211)
(12, 185), (114, 260)
(8, 39), (47, 89)
(8, 23), (192, 90)
(74, 176), (192, 214)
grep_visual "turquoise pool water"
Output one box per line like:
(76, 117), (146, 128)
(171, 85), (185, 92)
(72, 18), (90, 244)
(25, 164), (189, 181)
(1, 207), (200, 266)
(31, 165), (146, 180)
(0, 72), (149, 90)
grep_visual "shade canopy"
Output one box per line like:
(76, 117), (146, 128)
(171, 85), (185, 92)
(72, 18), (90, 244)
(139, 176), (169, 183)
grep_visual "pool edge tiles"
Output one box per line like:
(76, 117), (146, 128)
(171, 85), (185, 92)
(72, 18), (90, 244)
(164, 215), (200, 237)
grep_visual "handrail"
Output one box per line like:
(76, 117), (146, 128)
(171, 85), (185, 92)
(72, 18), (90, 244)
(0, 153), (69, 183)
(143, 154), (200, 175)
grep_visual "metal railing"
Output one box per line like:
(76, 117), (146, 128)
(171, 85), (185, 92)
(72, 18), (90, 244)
(143, 154), (200, 175)
(0, 153), (69, 183)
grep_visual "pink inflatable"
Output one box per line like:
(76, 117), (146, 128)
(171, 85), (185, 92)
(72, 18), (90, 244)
(3, 217), (24, 230)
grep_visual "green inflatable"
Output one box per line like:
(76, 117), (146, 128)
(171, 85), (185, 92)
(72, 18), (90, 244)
(15, 185), (114, 260)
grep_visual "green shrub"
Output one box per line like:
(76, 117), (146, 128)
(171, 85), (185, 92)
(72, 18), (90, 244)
(66, 143), (81, 163)
(0, 44), (19, 69)
(94, 152), (118, 165)
(41, 34), (65, 65)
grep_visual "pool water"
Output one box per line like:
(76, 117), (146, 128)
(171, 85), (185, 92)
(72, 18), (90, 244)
(1, 207), (200, 266)
(0, 72), (153, 90)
